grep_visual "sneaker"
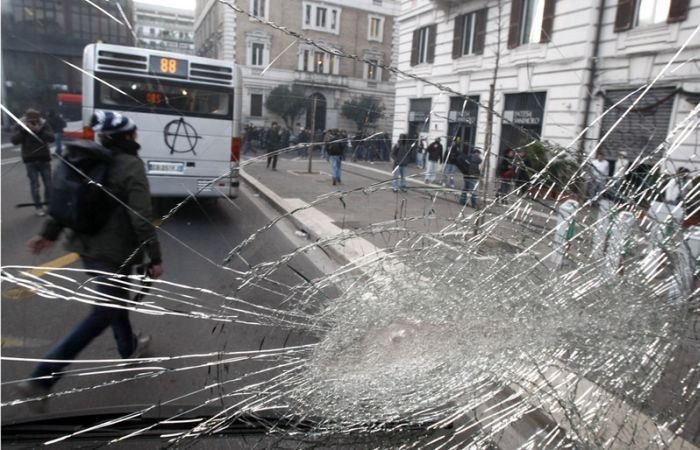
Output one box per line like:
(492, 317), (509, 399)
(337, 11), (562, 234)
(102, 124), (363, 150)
(131, 334), (152, 358)
(35, 208), (46, 217)
(17, 381), (50, 414)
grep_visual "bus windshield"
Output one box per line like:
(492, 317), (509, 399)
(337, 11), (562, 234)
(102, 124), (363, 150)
(95, 74), (233, 120)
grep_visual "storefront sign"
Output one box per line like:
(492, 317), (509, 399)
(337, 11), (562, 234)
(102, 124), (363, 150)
(503, 110), (541, 126)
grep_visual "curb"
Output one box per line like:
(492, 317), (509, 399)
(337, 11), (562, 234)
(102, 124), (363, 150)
(240, 168), (383, 267)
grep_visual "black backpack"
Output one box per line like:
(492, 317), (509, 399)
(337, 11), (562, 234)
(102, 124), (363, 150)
(49, 140), (116, 234)
(455, 152), (472, 175)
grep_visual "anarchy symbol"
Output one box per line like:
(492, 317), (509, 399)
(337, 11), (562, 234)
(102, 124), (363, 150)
(164, 117), (203, 155)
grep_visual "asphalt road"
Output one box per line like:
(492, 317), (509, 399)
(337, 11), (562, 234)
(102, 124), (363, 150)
(1, 151), (327, 426)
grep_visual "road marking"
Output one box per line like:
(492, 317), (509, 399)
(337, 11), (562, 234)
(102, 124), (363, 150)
(2, 253), (81, 300)
(1, 156), (22, 166)
(1, 335), (51, 348)
(27, 252), (81, 277)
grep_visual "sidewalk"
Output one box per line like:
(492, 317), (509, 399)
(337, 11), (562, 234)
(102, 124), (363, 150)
(240, 155), (699, 448)
(240, 155), (586, 263)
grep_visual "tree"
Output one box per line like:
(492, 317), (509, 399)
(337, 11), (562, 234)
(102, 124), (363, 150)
(340, 95), (385, 133)
(265, 85), (308, 129)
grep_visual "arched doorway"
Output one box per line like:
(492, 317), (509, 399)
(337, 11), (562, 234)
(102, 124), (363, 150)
(306, 93), (327, 133)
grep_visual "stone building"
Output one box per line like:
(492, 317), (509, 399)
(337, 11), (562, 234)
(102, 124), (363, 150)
(134, 2), (195, 55)
(194, 0), (399, 132)
(392, 0), (699, 178)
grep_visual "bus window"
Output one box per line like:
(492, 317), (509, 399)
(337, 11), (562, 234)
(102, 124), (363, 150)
(95, 76), (232, 119)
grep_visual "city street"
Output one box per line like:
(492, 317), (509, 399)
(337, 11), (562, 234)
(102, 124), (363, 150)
(1, 148), (328, 424)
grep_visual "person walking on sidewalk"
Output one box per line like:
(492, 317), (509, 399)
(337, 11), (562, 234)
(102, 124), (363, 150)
(496, 148), (515, 204)
(11, 108), (54, 216)
(391, 134), (412, 192)
(20, 111), (164, 411)
(588, 151), (609, 204)
(416, 137), (426, 169)
(425, 137), (443, 184)
(459, 148), (483, 208)
(327, 129), (344, 186)
(266, 122), (282, 170)
(442, 137), (461, 188)
(46, 110), (67, 157)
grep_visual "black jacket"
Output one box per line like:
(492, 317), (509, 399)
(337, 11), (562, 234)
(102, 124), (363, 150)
(11, 120), (54, 163)
(42, 141), (162, 267)
(426, 142), (443, 162)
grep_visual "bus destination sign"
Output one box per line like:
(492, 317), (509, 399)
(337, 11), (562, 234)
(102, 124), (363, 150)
(148, 55), (188, 78)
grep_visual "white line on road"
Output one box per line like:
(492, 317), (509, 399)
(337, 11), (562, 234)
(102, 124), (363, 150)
(1, 157), (22, 166)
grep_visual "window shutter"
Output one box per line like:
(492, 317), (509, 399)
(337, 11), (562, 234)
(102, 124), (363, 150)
(411, 29), (420, 66)
(453, 14), (465, 59)
(474, 9), (488, 54)
(667, 0), (689, 22)
(508, 0), (523, 49)
(540, 0), (556, 43)
(427, 24), (437, 63)
(614, 0), (635, 32)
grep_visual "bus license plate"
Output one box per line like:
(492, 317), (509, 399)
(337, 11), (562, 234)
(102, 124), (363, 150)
(148, 161), (185, 174)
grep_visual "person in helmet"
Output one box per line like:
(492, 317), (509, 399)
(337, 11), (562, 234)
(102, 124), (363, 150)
(21, 111), (164, 411)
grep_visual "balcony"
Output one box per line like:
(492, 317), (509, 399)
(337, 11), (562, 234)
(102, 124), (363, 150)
(294, 71), (349, 89)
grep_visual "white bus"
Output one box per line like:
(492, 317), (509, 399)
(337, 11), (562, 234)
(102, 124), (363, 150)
(81, 43), (242, 198)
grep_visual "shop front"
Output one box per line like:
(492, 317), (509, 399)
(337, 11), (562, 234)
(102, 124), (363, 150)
(499, 92), (547, 157)
(447, 95), (480, 152)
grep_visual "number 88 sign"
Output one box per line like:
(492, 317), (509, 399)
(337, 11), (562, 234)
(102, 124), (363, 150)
(149, 55), (187, 78)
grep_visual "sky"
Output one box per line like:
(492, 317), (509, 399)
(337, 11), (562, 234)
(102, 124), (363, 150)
(136, 0), (195, 9)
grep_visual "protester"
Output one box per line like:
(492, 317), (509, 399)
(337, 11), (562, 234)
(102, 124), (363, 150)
(664, 167), (692, 206)
(266, 122), (281, 170)
(327, 130), (344, 186)
(46, 110), (67, 157)
(442, 137), (460, 188)
(20, 111), (164, 411)
(11, 108), (54, 216)
(416, 137), (426, 169)
(513, 150), (530, 193)
(391, 134), (412, 192)
(589, 151), (609, 203)
(497, 148), (515, 204)
(425, 137), (443, 184)
(459, 148), (483, 208)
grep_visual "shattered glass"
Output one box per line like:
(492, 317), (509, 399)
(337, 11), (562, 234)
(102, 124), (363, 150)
(1, 0), (699, 448)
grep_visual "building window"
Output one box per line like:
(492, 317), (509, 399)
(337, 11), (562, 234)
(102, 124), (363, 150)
(410, 25), (436, 66)
(314, 51), (325, 73)
(635, 0), (672, 25)
(302, 2), (341, 33)
(521, 0), (544, 44)
(453, 9), (487, 58)
(368, 15), (384, 42)
(251, 42), (264, 66)
(250, 94), (263, 117)
(508, 0), (555, 48)
(251, 0), (267, 19)
(366, 59), (379, 80)
(316, 7), (327, 27)
(299, 47), (340, 75)
(615, 0), (687, 31)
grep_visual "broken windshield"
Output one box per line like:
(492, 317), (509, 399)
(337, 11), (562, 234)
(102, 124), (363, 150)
(1, 0), (699, 448)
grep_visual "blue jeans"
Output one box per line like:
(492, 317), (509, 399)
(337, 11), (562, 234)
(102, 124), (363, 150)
(31, 259), (137, 389)
(442, 163), (457, 188)
(392, 165), (407, 190)
(460, 177), (479, 208)
(416, 152), (424, 169)
(329, 155), (342, 182)
(25, 161), (51, 209)
(54, 132), (63, 157)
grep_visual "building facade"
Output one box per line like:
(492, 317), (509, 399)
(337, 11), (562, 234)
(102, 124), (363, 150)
(392, 0), (699, 178)
(194, 0), (399, 132)
(134, 2), (195, 55)
(1, 0), (135, 115)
